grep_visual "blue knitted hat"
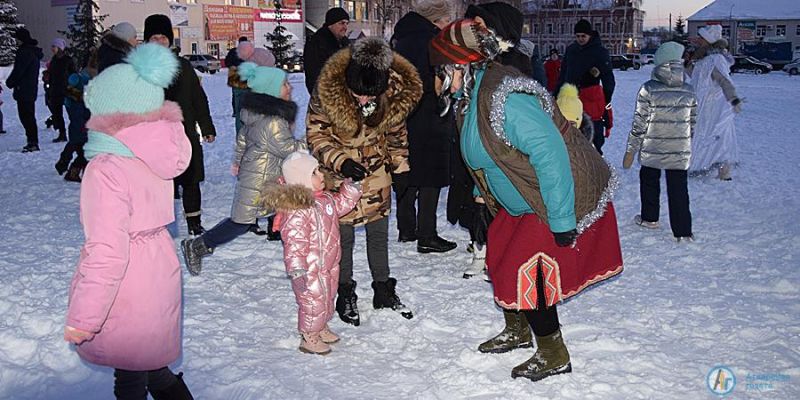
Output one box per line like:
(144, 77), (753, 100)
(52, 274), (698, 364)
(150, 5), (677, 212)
(654, 42), (685, 67)
(237, 62), (287, 97)
(85, 43), (179, 116)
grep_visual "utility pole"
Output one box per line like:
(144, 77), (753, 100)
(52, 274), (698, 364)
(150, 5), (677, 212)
(669, 13), (672, 37)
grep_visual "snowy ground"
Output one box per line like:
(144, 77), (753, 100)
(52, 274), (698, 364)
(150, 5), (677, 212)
(0, 64), (798, 399)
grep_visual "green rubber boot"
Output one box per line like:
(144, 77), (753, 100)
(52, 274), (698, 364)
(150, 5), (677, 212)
(477, 309), (533, 353)
(511, 329), (572, 382)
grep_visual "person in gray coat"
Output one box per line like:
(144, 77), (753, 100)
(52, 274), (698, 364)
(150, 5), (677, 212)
(181, 63), (302, 275)
(623, 42), (697, 242)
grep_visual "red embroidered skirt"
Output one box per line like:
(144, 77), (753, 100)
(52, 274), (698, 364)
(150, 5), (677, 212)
(486, 204), (623, 310)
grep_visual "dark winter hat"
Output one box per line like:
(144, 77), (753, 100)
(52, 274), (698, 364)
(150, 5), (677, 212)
(324, 7), (350, 27)
(144, 14), (174, 45)
(14, 28), (32, 43)
(549, 48), (559, 55)
(574, 19), (592, 35)
(345, 37), (393, 96)
(238, 36), (249, 42)
(464, 2), (523, 44)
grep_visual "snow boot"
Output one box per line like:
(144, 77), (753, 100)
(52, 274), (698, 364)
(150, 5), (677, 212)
(478, 310), (534, 353)
(319, 325), (340, 344)
(336, 281), (360, 326)
(186, 216), (205, 236)
(511, 329), (572, 382)
(717, 163), (732, 181)
(181, 237), (213, 276)
(463, 242), (487, 279)
(299, 332), (331, 355)
(148, 372), (194, 400)
(248, 222), (268, 236)
(372, 278), (414, 319)
(417, 235), (457, 253)
(64, 163), (83, 182)
(55, 158), (70, 175)
(52, 129), (67, 143)
(633, 215), (659, 229)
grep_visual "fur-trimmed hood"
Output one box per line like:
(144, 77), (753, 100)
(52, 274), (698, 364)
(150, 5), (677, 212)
(86, 101), (183, 136)
(240, 91), (298, 123)
(261, 183), (315, 212)
(315, 48), (422, 138)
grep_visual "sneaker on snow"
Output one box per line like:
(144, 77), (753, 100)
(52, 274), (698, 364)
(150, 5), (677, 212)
(634, 215), (659, 229)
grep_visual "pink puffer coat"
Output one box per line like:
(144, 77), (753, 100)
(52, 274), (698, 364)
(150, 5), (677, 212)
(264, 181), (360, 333)
(66, 102), (191, 371)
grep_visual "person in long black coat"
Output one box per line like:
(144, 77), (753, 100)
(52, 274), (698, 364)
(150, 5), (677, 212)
(303, 8), (350, 94)
(391, 2), (457, 253)
(46, 39), (75, 143)
(145, 14), (217, 236)
(6, 28), (43, 152)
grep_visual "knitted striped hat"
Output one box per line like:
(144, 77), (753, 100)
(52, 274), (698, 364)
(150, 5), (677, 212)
(429, 19), (487, 66)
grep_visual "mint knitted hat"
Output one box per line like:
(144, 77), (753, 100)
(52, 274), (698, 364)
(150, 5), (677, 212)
(84, 43), (179, 116)
(654, 41), (685, 67)
(237, 62), (286, 97)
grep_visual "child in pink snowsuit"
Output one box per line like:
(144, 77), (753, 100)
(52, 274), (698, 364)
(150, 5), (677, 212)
(263, 150), (361, 355)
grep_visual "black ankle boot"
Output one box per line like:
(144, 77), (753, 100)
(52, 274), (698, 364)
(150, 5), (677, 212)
(266, 215), (281, 241)
(372, 278), (414, 319)
(186, 216), (205, 236)
(336, 281), (360, 326)
(148, 372), (194, 400)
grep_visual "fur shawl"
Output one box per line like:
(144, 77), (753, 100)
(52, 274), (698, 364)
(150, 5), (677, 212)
(315, 48), (422, 139)
(240, 92), (298, 123)
(86, 101), (183, 136)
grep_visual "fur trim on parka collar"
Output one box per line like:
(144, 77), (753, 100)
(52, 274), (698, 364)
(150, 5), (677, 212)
(240, 91), (298, 123)
(86, 101), (183, 136)
(315, 48), (423, 139)
(260, 183), (315, 212)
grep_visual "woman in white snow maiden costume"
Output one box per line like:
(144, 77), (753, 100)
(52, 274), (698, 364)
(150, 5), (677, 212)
(429, 19), (623, 382)
(687, 24), (742, 181)
(63, 44), (194, 399)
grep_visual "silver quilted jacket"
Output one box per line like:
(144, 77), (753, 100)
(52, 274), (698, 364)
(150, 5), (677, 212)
(231, 93), (303, 223)
(626, 61), (697, 170)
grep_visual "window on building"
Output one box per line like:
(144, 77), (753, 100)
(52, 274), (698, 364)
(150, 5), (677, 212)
(776, 25), (786, 36)
(355, 1), (364, 20)
(594, 22), (602, 32)
(547, 23), (553, 34)
(796, 25), (800, 35)
(756, 25), (767, 36)
(533, 23), (539, 34)
(345, 1), (355, 19)
(722, 25), (730, 37)
(207, 43), (220, 58)
(191, 42), (198, 54)
(523, 22), (531, 35)
(607, 22), (612, 33)
(224, 0), (232, 5)
(560, 24), (565, 34)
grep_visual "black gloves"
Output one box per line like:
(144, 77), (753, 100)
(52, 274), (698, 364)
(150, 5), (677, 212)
(553, 229), (577, 247)
(341, 159), (367, 181)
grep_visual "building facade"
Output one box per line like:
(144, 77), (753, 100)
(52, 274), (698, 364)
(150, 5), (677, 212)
(521, 0), (644, 55)
(687, 0), (800, 59)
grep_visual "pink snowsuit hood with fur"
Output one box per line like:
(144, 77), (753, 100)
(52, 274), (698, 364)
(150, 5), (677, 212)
(263, 181), (361, 333)
(66, 102), (192, 370)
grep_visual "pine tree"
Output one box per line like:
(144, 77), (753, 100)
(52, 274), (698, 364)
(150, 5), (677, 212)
(59, 0), (107, 68)
(673, 15), (688, 44)
(265, 2), (298, 70)
(0, 0), (21, 66)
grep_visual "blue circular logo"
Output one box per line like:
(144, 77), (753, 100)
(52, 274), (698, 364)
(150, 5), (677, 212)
(707, 366), (736, 396)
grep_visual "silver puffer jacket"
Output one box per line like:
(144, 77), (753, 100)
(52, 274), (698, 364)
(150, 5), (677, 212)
(231, 92), (303, 223)
(626, 61), (697, 170)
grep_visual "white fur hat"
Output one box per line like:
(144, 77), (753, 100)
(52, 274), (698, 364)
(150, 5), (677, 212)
(699, 24), (723, 44)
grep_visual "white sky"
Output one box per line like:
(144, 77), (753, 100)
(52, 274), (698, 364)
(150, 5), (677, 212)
(642, 0), (714, 28)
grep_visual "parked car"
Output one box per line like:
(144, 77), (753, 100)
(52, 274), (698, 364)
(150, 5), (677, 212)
(610, 54), (639, 71)
(626, 53), (654, 67)
(184, 54), (221, 74)
(782, 59), (800, 75)
(730, 56), (772, 74)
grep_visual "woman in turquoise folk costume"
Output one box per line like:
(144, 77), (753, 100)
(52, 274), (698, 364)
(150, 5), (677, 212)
(429, 19), (623, 382)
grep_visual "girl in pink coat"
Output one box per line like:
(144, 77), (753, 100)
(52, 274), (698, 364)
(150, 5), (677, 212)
(63, 43), (194, 399)
(263, 151), (361, 355)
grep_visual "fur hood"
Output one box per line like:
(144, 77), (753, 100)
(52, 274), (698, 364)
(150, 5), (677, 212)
(101, 33), (133, 54)
(86, 101), (183, 136)
(315, 48), (422, 138)
(240, 91), (297, 122)
(261, 183), (315, 212)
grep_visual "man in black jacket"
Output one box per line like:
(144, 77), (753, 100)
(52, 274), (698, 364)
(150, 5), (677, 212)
(145, 14), (217, 236)
(5, 28), (44, 152)
(557, 19), (615, 154)
(303, 7), (350, 94)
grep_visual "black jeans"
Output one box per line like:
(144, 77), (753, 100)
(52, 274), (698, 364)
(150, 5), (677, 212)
(47, 96), (66, 134)
(522, 262), (560, 337)
(592, 120), (606, 155)
(339, 217), (390, 285)
(177, 182), (202, 219)
(395, 186), (441, 238)
(113, 367), (176, 400)
(202, 218), (251, 248)
(640, 166), (692, 237)
(16, 100), (37, 146)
